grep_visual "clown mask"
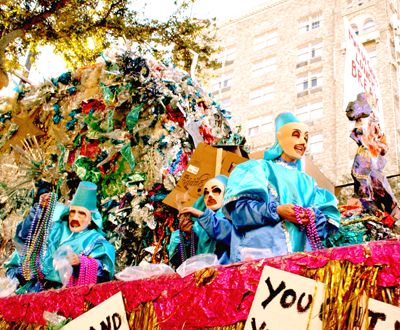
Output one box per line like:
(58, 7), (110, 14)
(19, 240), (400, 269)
(277, 122), (309, 160)
(69, 206), (92, 232)
(203, 179), (225, 211)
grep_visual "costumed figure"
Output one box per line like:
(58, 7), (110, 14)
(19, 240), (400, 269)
(327, 93), (400, 246)
(5, 181), (115, 294)
(223, 112), (340, 262)
(346, 93), (399, 220)
(168, 175), (232, 265)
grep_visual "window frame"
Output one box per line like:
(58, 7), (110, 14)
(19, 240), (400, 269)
(215, 45), (237, 67)
(362, 19), (375, 33)
(351, 24), (359, 35)
(297, 41), (323, 62)
(295, 99), (323, 121)
(296, 69), (323, 92)
(254, 30), (278, 51)
(252, 56), (277, 77)
(212, 72), (234, 92)
(248, 114), (274, 137)
(249, 85), (275, 106)
(367, 48), (377, 66)
(309, 132), (324, 153)
(298, 14), (323, 34)
(220, 98), (232, 113)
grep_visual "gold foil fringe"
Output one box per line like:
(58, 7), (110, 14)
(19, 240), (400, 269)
(303, 259), (393, 330)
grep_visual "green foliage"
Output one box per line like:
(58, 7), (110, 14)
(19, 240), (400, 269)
(0, 0), (220, 81)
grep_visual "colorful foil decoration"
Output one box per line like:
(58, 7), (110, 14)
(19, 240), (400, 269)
(0, 50), (244, 270)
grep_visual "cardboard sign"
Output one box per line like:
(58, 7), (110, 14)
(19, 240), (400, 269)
(62, 292), (129, 330)
(163, 143), (248, 210)
(343, 17), (384, 129)
(360, 297), (400, 329)
(244, 266), (324, 330)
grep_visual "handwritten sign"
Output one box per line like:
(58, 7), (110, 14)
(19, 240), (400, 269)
(62, 292), (129, 330)
(244, 266), (324, 330)
(360, 297), (400, 329)
(343, 17), (384, 128)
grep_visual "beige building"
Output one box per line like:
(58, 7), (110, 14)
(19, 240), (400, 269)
(210, 0), (400, 186)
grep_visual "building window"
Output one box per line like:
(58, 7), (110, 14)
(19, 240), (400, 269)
(252, 57), (276, 77)
(351, 24), (359, 35)
(295, 100), (323, 121)
(367, 48), (377, 66)
(347, 0), (353, 8)
(221, 98), (231, 113)
(363, 19), (375, 33)
(216, 46), (236, 66)
(212, 72), (234, 92)
(250, 85), (275, 106)
(309, 132), (323, 153)
(297, 41), (323, 62)
(248, 114), (273, 136)
(254, 30), (278, 50)
(297, 69), (323, 92)
(299, 14), (323, 34)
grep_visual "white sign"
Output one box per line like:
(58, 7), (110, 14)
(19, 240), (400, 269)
(343, 17), (384, 128)
(244, 266), (325, 330)
(360, 297), (400, 329)
(62, 292), (129, 330)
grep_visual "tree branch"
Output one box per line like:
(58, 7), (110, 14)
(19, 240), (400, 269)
(100, 0), (126, 24)
(22, 0), (71, 30)
(0, 29), (25, 89)
(0, 29), (25, 53)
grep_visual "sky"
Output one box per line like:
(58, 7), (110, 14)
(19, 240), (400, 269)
(1, 0), (270, 95)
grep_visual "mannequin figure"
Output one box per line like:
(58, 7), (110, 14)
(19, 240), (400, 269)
(223, 112), (340, 262)
(5, 181), (115, 293)
(168, 175), (231, 265)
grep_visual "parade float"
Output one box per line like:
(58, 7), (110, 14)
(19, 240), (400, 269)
(0, 18), (400, 330)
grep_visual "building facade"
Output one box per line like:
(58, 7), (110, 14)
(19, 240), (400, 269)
(210, 0), (400, 186)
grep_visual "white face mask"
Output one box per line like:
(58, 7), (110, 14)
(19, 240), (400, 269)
(277, 122), (309, 160)
(69, 206), (92, 232)
(203, 179), (225, 211)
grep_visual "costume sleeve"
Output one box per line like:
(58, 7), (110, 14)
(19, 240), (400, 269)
(197, 209), (231, 245)
(313, 187), (341, 239)
(14, 204), (40, 247)
(228, 199), (280, 231)
(82, 238), (116, 281)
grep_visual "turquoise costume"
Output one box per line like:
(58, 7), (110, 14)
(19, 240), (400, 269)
(5, 182), (115, 293)
(167, 175), (231, 264)
(223, 113), (340, 262)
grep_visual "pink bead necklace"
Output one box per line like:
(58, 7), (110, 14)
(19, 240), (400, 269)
(294, 205), (324, 251)
(67, 255), (98, 287)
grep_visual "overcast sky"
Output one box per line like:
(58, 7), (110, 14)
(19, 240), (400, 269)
(1, 0), (269, 94)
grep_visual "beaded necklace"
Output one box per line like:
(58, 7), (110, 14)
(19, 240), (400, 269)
(67, 255), (97, 287)
(294, 205), (324, 251)
(179, 227), (195, 263)
(21, 192), (57, 289)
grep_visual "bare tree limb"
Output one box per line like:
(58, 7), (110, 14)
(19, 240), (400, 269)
(21, 0), (71, 30)
(0, 29), (25, 53)
(0, 29), (25, 89)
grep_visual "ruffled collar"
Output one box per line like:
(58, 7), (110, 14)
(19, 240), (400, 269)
(273, 157), (298, 170)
